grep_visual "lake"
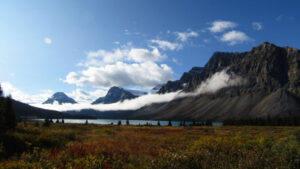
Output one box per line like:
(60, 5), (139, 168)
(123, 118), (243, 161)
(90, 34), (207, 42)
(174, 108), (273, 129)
(29, 119), (223, 126)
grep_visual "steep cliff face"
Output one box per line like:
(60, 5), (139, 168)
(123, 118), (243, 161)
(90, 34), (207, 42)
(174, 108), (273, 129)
(158, 67), (204, 93)
(132, 42), (300, 120)
(184, 42), (300, 96)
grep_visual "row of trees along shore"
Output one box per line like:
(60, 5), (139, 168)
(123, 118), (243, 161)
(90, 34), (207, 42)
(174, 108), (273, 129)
(223, 116), (300, 126)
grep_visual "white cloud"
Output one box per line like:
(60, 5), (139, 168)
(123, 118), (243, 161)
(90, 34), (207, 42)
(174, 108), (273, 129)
(194, 70), (246, 94)
(44, 37), (52, 44)
(83, 48), (126, 66)
(175, 30), (198, 42)
(33, 70), (246, 112)
(67, 43), (172, 89)
(128, 47), (166, 62)
(252, 22), (263, 31)
(208, 21), (237, 33)
(67, 88), (107, 103)
(79, 47), (166, 67)
(1, 82), (53, 104)
(150, 39), (182, 51)
(220, 30), (251, 45)
(65, 61), (173, 89)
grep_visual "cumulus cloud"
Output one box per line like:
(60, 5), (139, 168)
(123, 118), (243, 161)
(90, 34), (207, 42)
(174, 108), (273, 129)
(67, 88), (107, 103)
(208, 21), (237, 33)
(79, 47), (166, 67)
(220, 30), (251, 45)
(128, 47), (166, 62)
(175, 30), (198, 42)
(1, 82), (53, 104)
(79, 48), (126, 67)
(252, 22), (263, 31)
(65, 61), (173, 88)
(68, 43), (172, 89)
(150, 39), (182, 51)
(44, 37), (52, 44)
(33, 69), (246, 112)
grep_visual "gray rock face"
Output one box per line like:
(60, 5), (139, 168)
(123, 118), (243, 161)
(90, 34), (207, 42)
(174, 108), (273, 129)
(92, 86), (137, 104)
(43, 92), (77, 104)
(158, 67), (204, 93)
(184, 42), (300, 96)
(132, 42), (300, 120)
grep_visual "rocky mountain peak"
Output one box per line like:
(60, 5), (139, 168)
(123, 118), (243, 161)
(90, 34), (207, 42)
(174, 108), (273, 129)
(43, 92), (77, 104)
(158, 66), (204, 94)
(92, 86), (137, 104)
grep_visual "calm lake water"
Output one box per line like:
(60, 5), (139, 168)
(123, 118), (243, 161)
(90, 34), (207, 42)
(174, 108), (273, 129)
(29, 119), (223, 126)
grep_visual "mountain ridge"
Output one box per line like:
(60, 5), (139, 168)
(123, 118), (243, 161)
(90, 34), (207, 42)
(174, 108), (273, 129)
(43, 92), (77, 105)
(92, 86), (137, 104)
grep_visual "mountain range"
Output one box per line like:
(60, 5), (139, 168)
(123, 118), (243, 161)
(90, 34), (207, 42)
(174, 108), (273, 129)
(12, 42), (300, 121)
(42, 87), (147, 105)
(129, 42), (300, 120)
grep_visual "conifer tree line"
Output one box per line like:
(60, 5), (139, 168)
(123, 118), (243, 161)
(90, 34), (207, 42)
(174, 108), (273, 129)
(0, 83), (16, 131)
(223, 116), (300, 126)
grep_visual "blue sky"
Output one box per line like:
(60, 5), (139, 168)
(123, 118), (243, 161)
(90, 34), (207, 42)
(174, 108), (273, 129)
(1, 0), (300, 104)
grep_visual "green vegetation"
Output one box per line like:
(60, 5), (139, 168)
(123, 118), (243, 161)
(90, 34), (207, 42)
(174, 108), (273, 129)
(0, 123), (299, 169)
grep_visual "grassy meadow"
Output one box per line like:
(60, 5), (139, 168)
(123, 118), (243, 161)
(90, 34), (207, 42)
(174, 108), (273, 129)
(0, 122), (300, 169)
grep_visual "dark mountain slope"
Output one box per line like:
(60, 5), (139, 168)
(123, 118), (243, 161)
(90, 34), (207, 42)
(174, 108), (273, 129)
(13, 99), (94, 119)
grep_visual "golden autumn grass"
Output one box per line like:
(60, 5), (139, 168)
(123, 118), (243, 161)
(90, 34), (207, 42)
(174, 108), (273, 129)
(1, 122), (300, 169)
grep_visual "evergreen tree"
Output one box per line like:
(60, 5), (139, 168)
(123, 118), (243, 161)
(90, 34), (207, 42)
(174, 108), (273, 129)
(0, 83), (3, 97)
(43, 118), (50, 127)
(85, 120), (88, 125)
(118, 120), (122, 125)
(126, 119), (130, 125)
(157, 120), (161, 126)
(0, 99), (5, 131)
(4, 95), (16, 129)
(55, 119), (59, 123)
(205, 120), (212, 126)
(168, 120), (172, 126)
(62, 119), (64, 124)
